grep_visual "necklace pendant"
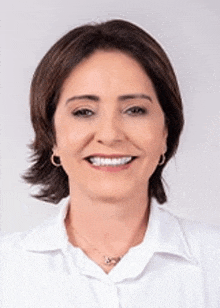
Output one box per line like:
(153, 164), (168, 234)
(104, 256), (121, 266)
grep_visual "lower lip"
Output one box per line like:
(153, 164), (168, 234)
(86, 160), (134, 172)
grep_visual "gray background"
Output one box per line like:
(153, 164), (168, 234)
(1, 0), (220, 233)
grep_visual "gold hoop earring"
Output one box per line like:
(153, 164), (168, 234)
(158, 154), (166, 166)
(51, 154), (61, 167)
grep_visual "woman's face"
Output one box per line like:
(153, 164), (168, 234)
(53, 50), (167, 201)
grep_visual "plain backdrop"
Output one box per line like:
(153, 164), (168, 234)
(1, 0), (220, 234)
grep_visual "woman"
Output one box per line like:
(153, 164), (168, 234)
(1, 19), (220, 307)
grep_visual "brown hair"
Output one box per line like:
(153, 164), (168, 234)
(23, 19), (184, 204)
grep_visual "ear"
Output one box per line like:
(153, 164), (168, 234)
(52, 145), (59, 157)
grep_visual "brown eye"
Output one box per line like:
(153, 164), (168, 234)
(126, 106), (147, 115)
(72, 109), (94, 117)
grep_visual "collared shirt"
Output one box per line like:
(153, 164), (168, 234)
(1, 199), (220, 308)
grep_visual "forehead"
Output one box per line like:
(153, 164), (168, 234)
(60, 50), (156, 98)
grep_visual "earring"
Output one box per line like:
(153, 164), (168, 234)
(158, 154), (166, 166)
(51, 154), (61, 167)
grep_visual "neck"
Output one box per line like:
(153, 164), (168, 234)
(65, 187), (150, 254)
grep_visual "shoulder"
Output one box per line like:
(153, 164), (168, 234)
(0, 231), (30, 265)
(176, 214), (220, 248)
(0, 231), (27, 251)
(0, 219), (64, 288)
(170, 211), (220, 268)
(0, 200), (69, 255)
(0, 231), (31, 285)
(0, 210), (68, 264)
(0, 216), (52, 258)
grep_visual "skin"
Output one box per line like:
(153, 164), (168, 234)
(53, 50), (168, 273)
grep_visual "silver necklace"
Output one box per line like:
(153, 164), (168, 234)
(71, 226), (123, 266)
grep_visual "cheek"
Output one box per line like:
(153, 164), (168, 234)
(131, 122), (166, 152)
(55, 123), (75, 153)
(142, 137), (165, 157)
(55, 121), (91, 157)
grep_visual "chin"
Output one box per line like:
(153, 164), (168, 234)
(85, 181), (140, 202)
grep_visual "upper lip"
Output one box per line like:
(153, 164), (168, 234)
(85, 154), (137, 159)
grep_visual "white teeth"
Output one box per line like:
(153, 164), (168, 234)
(89, 156), (133, 166)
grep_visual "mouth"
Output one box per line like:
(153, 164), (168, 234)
(84, 156), (138, 167)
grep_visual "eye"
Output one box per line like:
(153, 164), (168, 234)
(126, 106), (147, 116)
(72, 108), (94, 118)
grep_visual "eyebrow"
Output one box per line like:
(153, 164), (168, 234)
(65, 93), (153, 104)
(119, 94), (153, 103)
(66, 95), (99, 104)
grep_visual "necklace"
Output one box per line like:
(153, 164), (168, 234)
(70, 226), (123, 266)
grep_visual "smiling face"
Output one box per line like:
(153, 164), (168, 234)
(53, 50), (167, 202)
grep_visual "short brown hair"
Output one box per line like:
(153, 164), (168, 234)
(23, 19), (184, 204)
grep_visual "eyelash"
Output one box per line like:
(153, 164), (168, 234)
(73, 109), (94, 117)
(72, 106), (147, 118)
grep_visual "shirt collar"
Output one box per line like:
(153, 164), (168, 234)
(107, 200), (197, 282)
(20, 198), (70, 252)
(143, 201), (195, 262)
(20, 198), (196, 265)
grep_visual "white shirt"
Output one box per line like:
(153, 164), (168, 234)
(1, 199), (220, 308)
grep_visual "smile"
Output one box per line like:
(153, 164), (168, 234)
(85, 156), (137, 172)
(87, 156), (136, 166)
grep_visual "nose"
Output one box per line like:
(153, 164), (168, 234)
(95, 113), (125, 146)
